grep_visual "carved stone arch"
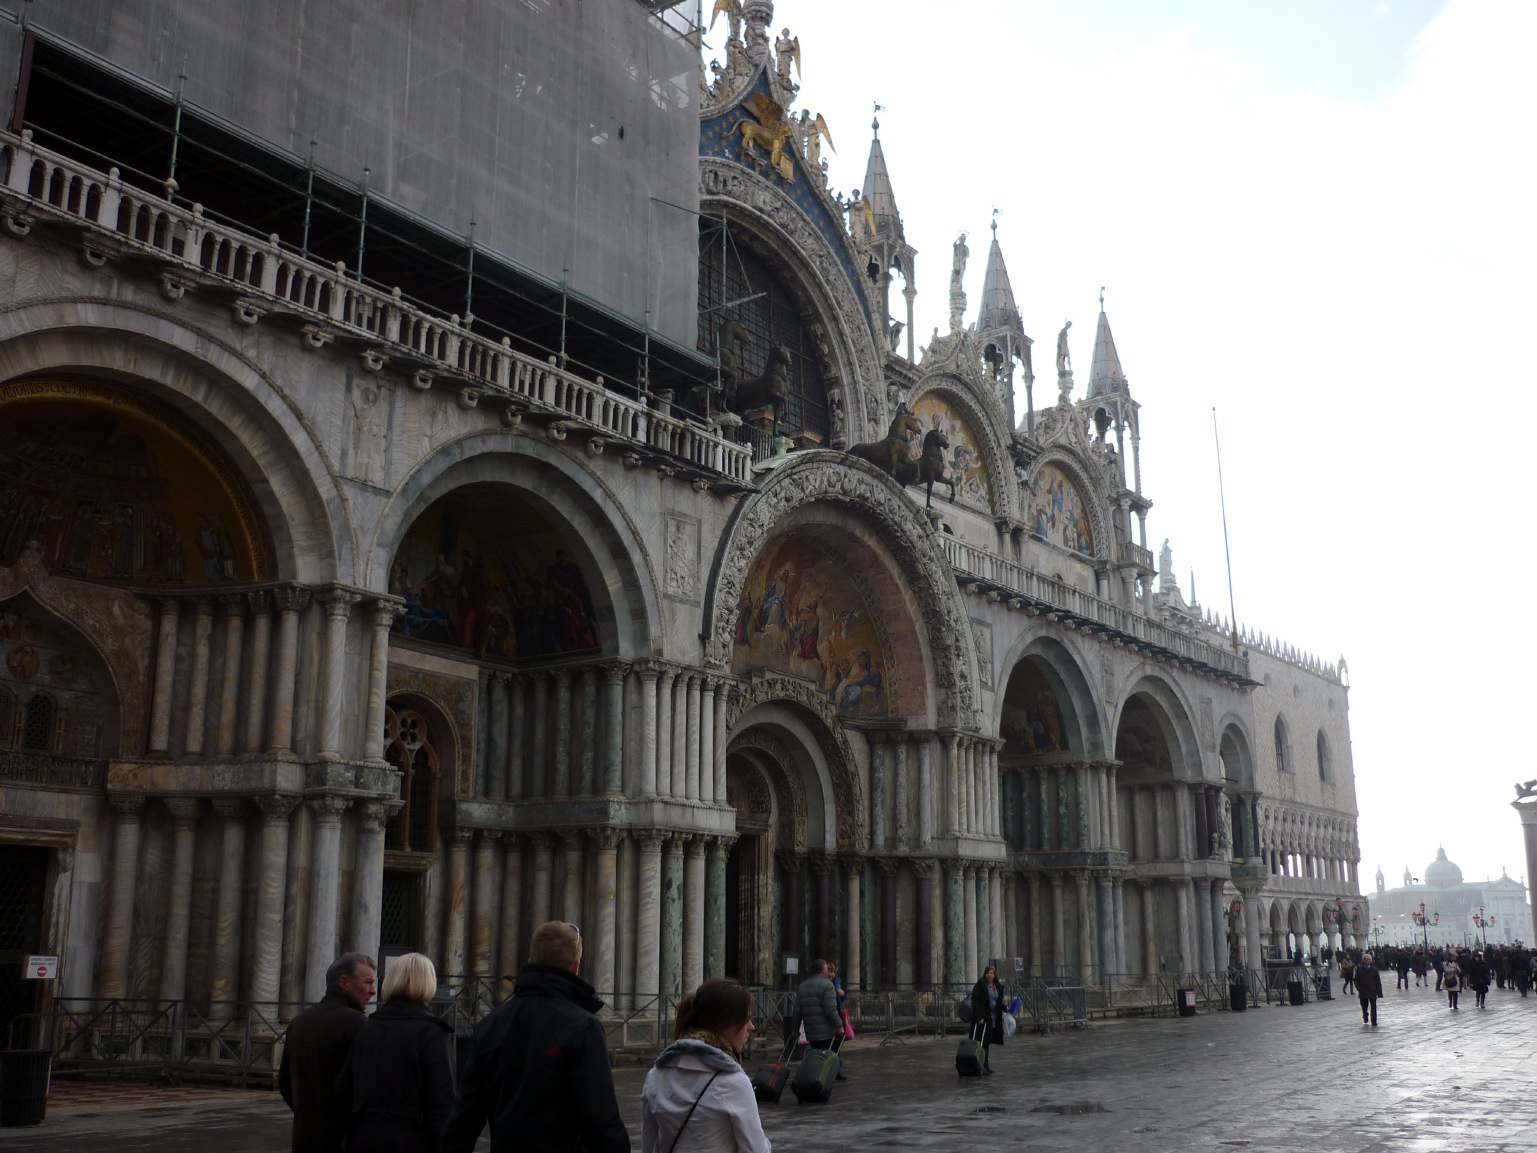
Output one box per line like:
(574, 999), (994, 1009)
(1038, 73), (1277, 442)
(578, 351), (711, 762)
(994, 624), (1109, 759)
(383, 667), (472, 797)
(0, 547), (148, 752)
(907, 376), (1014, 520)
(371, 434), (661, 658)
(1112, 670), (1204, 780)
(0, 297), (345, 582)
(705, 452), (978, 730)
(701, 158), (883, 442)
(1217, 715), (1256, 789)
(1022, 447), (1114, 564)
(727, 726), (811, 854)
(726, 673), (866, 852)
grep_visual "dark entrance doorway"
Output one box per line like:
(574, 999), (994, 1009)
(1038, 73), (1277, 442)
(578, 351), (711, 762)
(0, 846), (48, 1047)
(380, 869), (424, 955)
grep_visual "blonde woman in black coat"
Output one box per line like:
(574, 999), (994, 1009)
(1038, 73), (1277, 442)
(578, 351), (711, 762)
(968, 965), (1006, 1075)
(336, 952), (455, 1153)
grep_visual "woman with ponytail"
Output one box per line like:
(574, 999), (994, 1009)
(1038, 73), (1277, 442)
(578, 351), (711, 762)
(641, 980), (771, 1153)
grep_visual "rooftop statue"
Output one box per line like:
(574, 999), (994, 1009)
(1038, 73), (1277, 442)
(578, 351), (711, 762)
(1056, 319), (1073, 375)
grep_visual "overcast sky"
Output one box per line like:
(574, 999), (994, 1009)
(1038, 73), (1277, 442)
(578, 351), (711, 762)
(709, 0), (1536, 904)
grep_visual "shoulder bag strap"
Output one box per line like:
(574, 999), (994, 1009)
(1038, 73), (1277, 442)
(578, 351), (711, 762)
(667, 1071), (721, 1153)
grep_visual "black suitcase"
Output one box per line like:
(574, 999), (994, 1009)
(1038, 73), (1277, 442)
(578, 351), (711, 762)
(752, 1036), (796, 1104)
(791, 1046), (840, 1104)
(955, 1020), (984, 1077)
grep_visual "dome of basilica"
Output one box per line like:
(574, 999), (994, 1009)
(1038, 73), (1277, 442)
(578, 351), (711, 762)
(1424, 847), (1463, 888)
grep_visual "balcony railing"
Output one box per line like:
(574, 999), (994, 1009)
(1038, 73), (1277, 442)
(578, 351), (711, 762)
(0, 130), (751, 484)
(940, 536), (1252, 682)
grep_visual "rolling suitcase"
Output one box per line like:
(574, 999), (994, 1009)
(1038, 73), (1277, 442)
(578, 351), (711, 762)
(790, 1045), (841, 1104)
(955, 1020), (984, 1077)
(752, 1035), (796, 1104)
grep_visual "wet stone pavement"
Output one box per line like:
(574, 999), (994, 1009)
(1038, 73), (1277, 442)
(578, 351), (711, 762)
(7, 980), (1536, 1153)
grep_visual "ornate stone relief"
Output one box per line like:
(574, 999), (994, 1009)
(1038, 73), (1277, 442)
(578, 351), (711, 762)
(663, 514), (699, 603)
(708, 454), (977, 730)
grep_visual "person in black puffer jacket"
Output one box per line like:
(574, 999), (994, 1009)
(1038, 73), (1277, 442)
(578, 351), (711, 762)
(335, 952), (454, 1153)
(442, 921), (628, 1153)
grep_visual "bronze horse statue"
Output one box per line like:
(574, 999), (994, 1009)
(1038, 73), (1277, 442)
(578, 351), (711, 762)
(728, 345), (792, 437)
(917, 427), (957, 509)
(848, 408), (924, 486)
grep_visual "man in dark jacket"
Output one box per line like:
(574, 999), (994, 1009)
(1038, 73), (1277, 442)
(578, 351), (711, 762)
(795, 958), (841, 1050)
(442, 921), (628, 1153)
(278, 952), (377, 1153)
(1355, 952), (1384, 1026)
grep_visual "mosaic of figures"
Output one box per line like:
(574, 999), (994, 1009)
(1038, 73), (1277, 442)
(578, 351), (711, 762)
(732, 537), (889, 717)
(999, 661), (1070, 758)
(1029, 463), (1095, 556)
(0, 595), (111, 757)
(389, 485), (599, 661)
(908, 394), (991, 511)
(0, 398), (258, 585)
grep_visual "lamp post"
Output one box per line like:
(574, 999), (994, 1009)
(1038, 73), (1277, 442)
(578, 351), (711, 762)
(1410, 901), (1439, 952)
(1472, 906), (1496, 948)
(1371, 914), (1384, 949)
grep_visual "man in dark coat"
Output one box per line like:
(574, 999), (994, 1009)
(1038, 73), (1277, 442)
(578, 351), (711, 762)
(278, 952), (377, 1153)
(795, 957), (846, 1080)
(1355, 952), (1384, 1026)
(442, 921), (628, 1153)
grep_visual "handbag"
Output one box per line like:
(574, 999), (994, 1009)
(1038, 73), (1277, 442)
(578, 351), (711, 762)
(1002, 1011), (1017, 1038)
(839, 1006), (854, 1040)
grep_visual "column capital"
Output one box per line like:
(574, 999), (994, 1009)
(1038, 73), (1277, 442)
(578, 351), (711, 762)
(525, 831), (555, 852)
(309, 794), (351, 823)
(108, 793), (146, 818)
(246, 588), (272, 615)
(910, 857), (936, 880)
(256, 794), (302, 822)
(218, 592), (248, 615)
(638, 830), (667, 852)
(552, 668), (573, 687)
(271, 584), (312, 614)
(189, 597), (216, 619)
(666, 832), (691, 854)
(450, 826), (476, 846)
(603, 660), (633, 683)
(163, 797), (202, 826)
(709, 836), (735, 861)
(592, 827), (625, 851)
(476, 828), (504, 846)
(684, 836), (707, 859)
(877, 857), (900, 877)
(356, 800), (389, 831)
(212, 797), (246, 820)
(633, 659), (661, 682)
(320, 586), (363, 619)
(372, 596), (406, 628)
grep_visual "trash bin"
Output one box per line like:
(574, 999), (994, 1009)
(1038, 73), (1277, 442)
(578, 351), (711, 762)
(1287, 979), (1305, 1006)
(0, 1049), (51, 1127)
(1230, 982), (1248, 1012)
(1176, 988), (1197, 1017)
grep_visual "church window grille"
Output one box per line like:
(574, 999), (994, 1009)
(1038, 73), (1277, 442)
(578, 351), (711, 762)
(20, 693), (56, 752)
(0, 687), (13, 749)
(384, 705), (439, 854)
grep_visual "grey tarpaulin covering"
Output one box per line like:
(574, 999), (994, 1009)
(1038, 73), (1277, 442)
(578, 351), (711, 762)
(0, 0), (702, 347)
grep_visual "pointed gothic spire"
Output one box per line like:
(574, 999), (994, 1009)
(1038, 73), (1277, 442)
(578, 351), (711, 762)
(977, 216), (1022, 333)
(1087, 289), (1127, 399)
(861, 112), (903, 239)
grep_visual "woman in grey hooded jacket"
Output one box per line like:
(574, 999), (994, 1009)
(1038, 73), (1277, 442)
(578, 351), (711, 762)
(641, 980), (771, 1153)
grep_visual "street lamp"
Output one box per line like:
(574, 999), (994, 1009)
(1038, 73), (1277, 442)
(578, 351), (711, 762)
(1472, 906), (1496, 948)
(1410, 902), (1439, 952)
(1371, 914), (1384, 949)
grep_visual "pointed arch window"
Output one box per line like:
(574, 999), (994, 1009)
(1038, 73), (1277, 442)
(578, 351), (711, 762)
(1316, 730), (1331, 782)
(384, 704), (439, 853)
(1274, 716), (1291, 774)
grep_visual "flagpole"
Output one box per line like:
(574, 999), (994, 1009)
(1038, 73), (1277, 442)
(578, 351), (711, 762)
(1213, 407), (1240, 651)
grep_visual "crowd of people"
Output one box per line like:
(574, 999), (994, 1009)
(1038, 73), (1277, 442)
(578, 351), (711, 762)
(1332, 941), (1533, 1025)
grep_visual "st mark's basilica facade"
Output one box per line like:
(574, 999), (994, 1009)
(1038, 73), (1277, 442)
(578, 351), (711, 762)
(0, 0), (1363, 1039)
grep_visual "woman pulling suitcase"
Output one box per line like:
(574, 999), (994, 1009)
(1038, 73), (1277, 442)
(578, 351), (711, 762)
(967, 965), (1007, 1075)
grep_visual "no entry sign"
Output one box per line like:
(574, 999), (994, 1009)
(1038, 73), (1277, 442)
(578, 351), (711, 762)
(23, 955), (58, 980)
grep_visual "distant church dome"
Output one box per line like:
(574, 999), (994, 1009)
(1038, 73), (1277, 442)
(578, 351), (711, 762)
(1425, 847), (1463, 888)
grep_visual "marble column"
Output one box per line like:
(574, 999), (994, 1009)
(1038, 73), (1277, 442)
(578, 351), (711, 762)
(917, 738), (934, 848)
(894, 738), (911, 850)
(250, 795), (299, 1010)
(1027, 874), (1043, 979)
(843, 855), (862, 990)
(1075, 872), (1093, 983)
(99, 796), (145, 999)
(1517, 798), (1537, 946)
(592, 830), (621, 996)
(1097, 876), (1116, 982)
(1113, 880), (1127, 975)
(1140, 882), (1158, 974)
(670, 674), (688, 798)
(683, 837), (706, 991)
(471, 831), (500, 978)
(485, 674), (508, 800)
(636, 833), (664, 1000)
(182, 601), (215, 756)
(530, 674), (550, 798)
(578, 668), (598, 796)
(990, 867), (1004, 960)
(1209, 882), (1227, 972)
(498, 835), (523, 987)
(661, 836), (685, 997)
(698, 679), (716, 804)
(869, 738), (886, 850)
(602, 663), (628, 795)
(712, 682), (730, 803)
(913, 861), (934, 990)
(317, 589), (359, 757)
(529, 833), (554, 931)
(508, 674), (527, 800)
(242, 591), (272, 755)
(879, 859), (898, 986)
(638, 665), (659, 797)
(655, 670), (675, 798)
(209, 800), (246, 1014)
(366, 600), (400, 761)
(146, 599), (181, 754)
(956, 738), (973, 834)
(1050, 873), (1066, 978)
(215, 596), (246, 757)
(962, 865), (979, 983)
(1194, 880), (1213, 974)
(304, 796), (351, 1001)
(552, 671), (573, 797)
(267, 587), (308, 753)
(1241, 888), (1264, 973)
(442, 829), (471, 978)
(813, 856), (833, 961)
(350, 802), (387, 961)
(945, 863), (964, 990)
(705, 838), (729, 980)
(684, 674), (702, 802)
(561, 832), (584, 922)
(158, 798), (201, 1001)
(941, 732), (960, 836)
(1174, 880), (1192, 975)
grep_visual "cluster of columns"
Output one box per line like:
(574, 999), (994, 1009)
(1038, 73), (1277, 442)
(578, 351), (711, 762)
(145, 587), (397, 762)
(1256, 801), (1359, 886)
(96, 792), (389, 1009)
(867, 732), (934, 851)
(472, 663), (732, 804)
(1005, 762), (1119, 853)
(943, 734), (1003, 838)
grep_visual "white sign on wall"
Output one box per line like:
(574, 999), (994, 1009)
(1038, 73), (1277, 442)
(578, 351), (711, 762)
(23, 955), (59, 980)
